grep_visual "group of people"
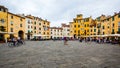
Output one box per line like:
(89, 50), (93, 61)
(63, 36), (120, 45)
(78, 37), (120, 44)
(7, 36), (24, 46)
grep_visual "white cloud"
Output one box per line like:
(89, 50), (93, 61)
(0, 0), (120, 27)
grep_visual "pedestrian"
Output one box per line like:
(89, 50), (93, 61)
(17, 36), (23, 44)
(12, 37), (17, 46)
(64, 37), (68, 45)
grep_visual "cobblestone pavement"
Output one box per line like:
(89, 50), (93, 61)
(0, 41), (120, 68)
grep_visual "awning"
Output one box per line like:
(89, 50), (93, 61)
(33, 34), (48, 37)
(25, 33), (33, 35)
(7, 32), (16, 34)
(0, 31), (8, 34)
(0, 31), (15, 34)
(109, 34), (120, 37)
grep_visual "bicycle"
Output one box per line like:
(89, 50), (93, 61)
(7, 41), (22, 47)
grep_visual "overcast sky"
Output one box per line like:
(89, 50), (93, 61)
(0, 0), (120, 27)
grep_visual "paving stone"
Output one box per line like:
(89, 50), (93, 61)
(0, 40), (120, 68)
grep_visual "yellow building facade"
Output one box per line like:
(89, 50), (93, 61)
(70, 12), (120, 39)
(0, 6), (8, 41)
(70, 14), (92, 38)
(0, 5), (51, 41)
(26, 15), (50, 39)
(89, 12), (120, 39)
(7, 12), (26, 39)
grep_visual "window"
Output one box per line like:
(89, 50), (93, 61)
(3, 9), (6, 12)
(39, 28), (41, 30)
(20, 18), (22, 21)
(74, 30), (76, 33)
(1, 19), (5, 23)
(112, 29), (114, 33)
(31, 31), (33, 33)
(118, 28), (120, 32)
(34, 27), (36, 30)
(39, 23), (41, 25)
(118, 22), (120, 26)
(78, 25), (80, 27)
(102, 26), (104, 29)
(78, 20), (80, 23)
(11, 16), (13, 19)
(34, 22), (36, 24)
(87, 24), (89, 27)
(39, 32), (41, 34)
(78, 34), (80, 36)
(85, 24), (86, 27)
(87, 30), (89, 32)
(98, 29), (100, 33)
(28, 30), (30, 33)
(103, 32), (104, 35)
(47, 23), (49, 25)
(112, 16), (114, 21)
(10, 21), (13, 25)
(113, 23), (114, 27)
(78, 30), (80, 33)
(67, 29), (69, 31)
(28, 25), (30, 28)
(44, 32), (45, 34)
(31, 26), (32, 28)
(34, 31), (36, 33)
(118, 14), (120, 18)
(20, 24), (22, 27)
(11, 28), (13, 32)
(74, 25), (76, 27)
(28, 20), (30, 24)
(74, 20), (76, 23)
(44, 27), (48, 31)
(84, 19), (86, 22)
(91, 29), (92, 32)
(0, 8), (1, 11)
(86, 18), (89, 22)
(94, 29), (96, 32)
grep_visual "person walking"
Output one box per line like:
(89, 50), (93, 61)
(64, 37), (68, 45)
(12, 37), (17, 46)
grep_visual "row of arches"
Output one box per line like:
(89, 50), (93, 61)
(0, 30), (24, 41)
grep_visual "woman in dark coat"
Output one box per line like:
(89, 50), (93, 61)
(64, 37), (68, 45)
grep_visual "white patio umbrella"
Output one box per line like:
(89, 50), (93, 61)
(109, 34), (120, 37)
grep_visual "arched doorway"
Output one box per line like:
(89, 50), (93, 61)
(0, 34), (4, 42)
(74, 34), (76, 39)
(18, 30), (24, 39)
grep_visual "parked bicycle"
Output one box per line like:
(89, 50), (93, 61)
(7, 38), (25, 47)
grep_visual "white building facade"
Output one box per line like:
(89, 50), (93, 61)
(61, 24), (71, 38)
(50, 27), (63, 39)
(25, 17), (33, 40)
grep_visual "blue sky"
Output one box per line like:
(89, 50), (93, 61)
(0, 0), (120, 27)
